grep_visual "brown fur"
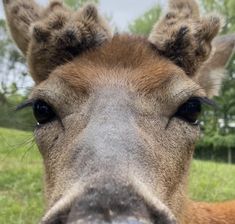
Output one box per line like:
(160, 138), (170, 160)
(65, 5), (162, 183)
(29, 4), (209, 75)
(183, 200), (235, 224)
(56, 35), (185, 95)
(3, 0), (235, 224)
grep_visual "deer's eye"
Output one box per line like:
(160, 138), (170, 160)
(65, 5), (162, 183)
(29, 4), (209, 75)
(33, 100), (56, 125)
(175, 98), (202, 125)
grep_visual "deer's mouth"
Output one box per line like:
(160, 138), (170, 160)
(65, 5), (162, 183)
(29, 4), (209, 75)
(40, 181), (177, 224)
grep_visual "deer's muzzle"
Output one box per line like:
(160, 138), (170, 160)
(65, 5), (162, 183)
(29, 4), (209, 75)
(40, 89), (177, 224)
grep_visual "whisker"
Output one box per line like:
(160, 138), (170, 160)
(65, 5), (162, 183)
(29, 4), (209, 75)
(21, 139), (37, 161)
(0, 133), (35, 162)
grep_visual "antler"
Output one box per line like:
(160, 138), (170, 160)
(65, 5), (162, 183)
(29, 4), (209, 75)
(149, 0), (222, 76)
(3, 0), (112, 83)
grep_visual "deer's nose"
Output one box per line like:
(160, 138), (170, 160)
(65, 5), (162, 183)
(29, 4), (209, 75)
(41, 181), (177, 224)
(66, 183), (176, 224)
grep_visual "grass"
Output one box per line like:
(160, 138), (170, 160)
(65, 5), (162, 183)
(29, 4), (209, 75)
(189, 160), (235, 202)
(0, 128), (43, 224)
(0, 127), (235, 223)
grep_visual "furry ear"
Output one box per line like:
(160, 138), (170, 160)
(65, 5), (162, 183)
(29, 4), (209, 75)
(195, 34), (235, 97)
(3, 0), (112, 83)
(3, 0), (42, 55)
(149, 0), (221, 76)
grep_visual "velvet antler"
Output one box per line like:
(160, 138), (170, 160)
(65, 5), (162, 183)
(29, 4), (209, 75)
(3, 0), (112, 83)
(149, 0), (222, 76)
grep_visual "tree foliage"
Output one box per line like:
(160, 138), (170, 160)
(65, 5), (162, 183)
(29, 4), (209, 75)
(64, 0), (99, 9)
(201, 0), (235, 136)
(0, 19), (28, 104)
(129, 5), (161, 36)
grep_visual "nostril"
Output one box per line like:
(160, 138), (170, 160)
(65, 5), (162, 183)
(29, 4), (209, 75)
(40, 204), (71, 224)
(41, 211), (69, 224)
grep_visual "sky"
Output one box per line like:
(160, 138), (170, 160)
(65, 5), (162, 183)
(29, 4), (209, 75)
(0, 0), (164, 31)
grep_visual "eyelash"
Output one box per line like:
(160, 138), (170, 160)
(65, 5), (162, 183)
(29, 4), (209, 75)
(192, 97), (217, 108)
(16, 99), (35, 111)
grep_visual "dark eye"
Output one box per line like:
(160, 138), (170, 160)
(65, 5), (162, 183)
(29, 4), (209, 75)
(175, 98), (202, 125)
(33, 100), (56, 125)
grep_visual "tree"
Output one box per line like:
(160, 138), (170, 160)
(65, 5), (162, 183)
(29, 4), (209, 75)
(201, 0), (235, 134)
(0, 20), (34, 130)
(129, 5), (162, 36)
(65, 0), (98, 9)
(0, 19), (28, 104)
(199, 0), (235, 163)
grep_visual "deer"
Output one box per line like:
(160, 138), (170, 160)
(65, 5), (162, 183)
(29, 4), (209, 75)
(3, 0), (235, 223)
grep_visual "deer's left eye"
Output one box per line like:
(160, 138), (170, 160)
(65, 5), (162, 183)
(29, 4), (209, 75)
(33, 100), (56, 125)
(175, 98), (202, 125)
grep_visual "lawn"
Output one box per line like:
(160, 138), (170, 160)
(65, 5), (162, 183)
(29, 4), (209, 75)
(0, 128), (43, 224)
(0, 127), (235, 224)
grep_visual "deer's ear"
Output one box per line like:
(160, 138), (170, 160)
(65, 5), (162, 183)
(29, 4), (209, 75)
(148, 0), (221, 77)
(195, 34), (235, 98)
(3, 0), (42, 56)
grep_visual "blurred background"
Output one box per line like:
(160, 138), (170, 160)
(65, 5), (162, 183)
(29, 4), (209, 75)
(0, 0), (234, 223)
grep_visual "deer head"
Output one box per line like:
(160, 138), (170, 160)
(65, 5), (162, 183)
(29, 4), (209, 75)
(3, 0), (235, 223)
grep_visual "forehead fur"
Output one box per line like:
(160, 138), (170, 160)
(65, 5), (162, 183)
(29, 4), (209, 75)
(52, 35), (186, 94)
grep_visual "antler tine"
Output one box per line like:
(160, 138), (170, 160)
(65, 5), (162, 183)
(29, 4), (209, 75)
(168, 0), (200, 19)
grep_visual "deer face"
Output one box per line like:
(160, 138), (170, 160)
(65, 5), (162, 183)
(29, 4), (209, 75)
(4, 0), (235, 223)
(31, 37), (202, 223)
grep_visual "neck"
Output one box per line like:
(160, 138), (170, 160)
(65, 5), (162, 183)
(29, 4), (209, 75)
(182, 200), (235, 224)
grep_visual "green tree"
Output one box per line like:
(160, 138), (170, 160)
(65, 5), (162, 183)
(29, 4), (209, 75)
(198, 0), (235, 163)
(0, 19), (34, 130)
(129, 5), (162, 36)
(0, 19), (28, 104)
(201, 0), (235, 134)
(65, 0), (98, 9)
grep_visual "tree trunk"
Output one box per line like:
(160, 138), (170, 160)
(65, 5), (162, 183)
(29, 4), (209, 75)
(228, 147), (232, 164)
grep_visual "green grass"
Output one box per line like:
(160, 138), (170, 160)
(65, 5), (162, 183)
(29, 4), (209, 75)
(0, 128), (43, 224)
(0, 127), (235, 224)
(189, 160), (235, 202)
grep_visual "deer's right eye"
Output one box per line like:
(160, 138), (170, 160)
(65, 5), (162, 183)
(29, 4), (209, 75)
(33, 100), (56, 125)
(175, 98), (202, 125)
